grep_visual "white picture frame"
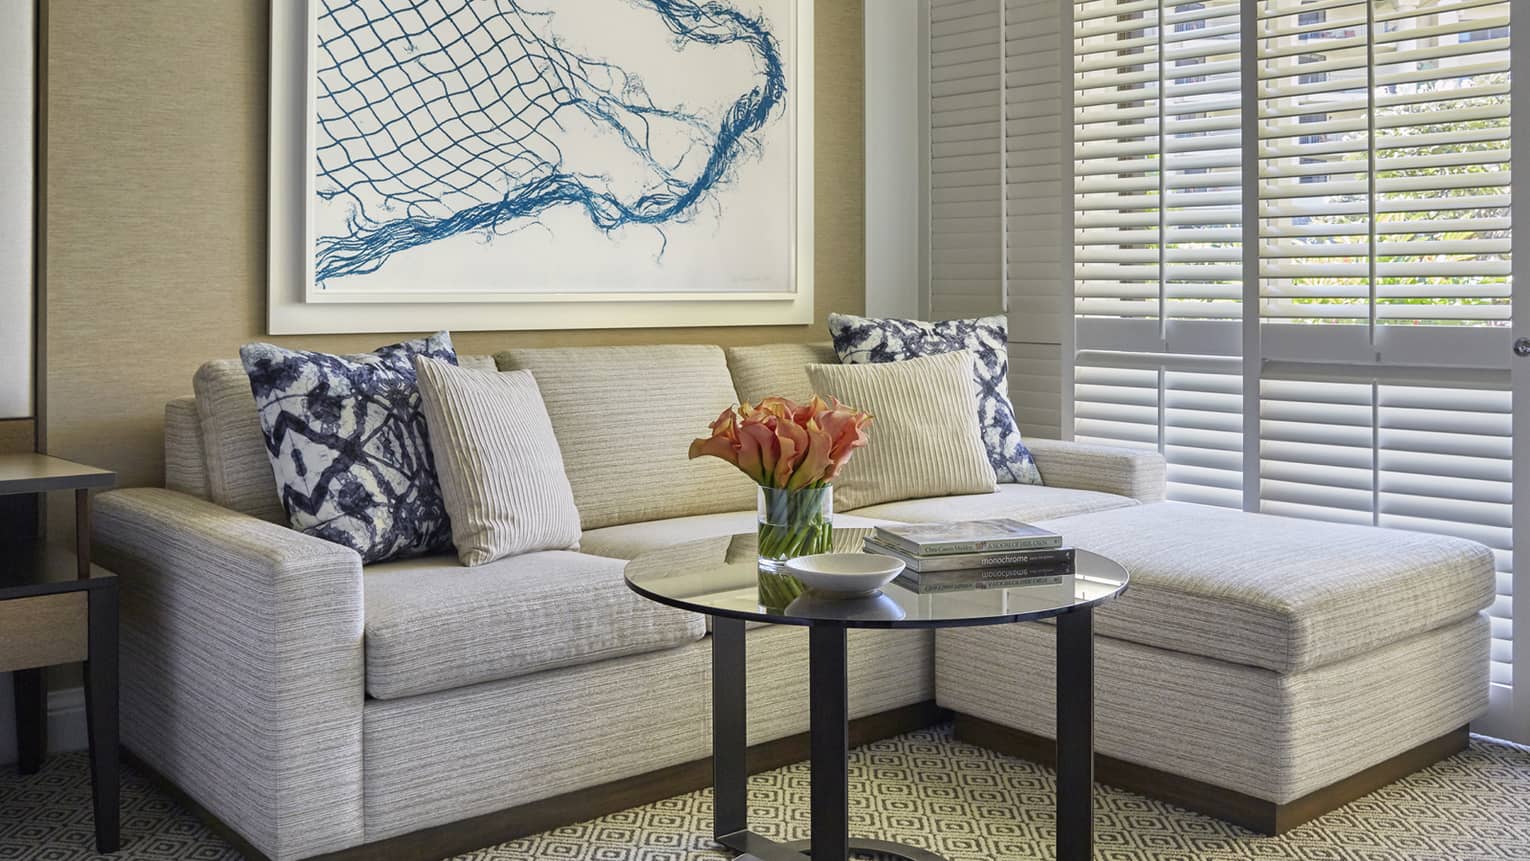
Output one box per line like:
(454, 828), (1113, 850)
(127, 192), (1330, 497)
(267, 0), (814, 335)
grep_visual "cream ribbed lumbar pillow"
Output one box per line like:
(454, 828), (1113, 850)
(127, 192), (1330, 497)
(804, 350), (997, 511)
(414, 356), (582, 566)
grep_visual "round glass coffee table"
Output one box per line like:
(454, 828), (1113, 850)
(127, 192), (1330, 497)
(624, 528), (1129, 861)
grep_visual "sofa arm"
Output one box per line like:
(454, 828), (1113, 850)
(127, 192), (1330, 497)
(1024, 437), (1167, 503)
(94, 488), (365, 860)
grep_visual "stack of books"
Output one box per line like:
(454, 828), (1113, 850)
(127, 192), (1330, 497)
(863, 518), (1074, 593)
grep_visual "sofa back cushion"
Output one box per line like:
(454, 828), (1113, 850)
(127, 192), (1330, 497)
(495, 345), (757, 529)
(725, 342), (838, 405)
(187, 353), (496, 521)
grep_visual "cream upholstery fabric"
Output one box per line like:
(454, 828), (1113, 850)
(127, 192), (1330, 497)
(579, 510), (894, 560)
(725, 342), (839, 404)
(414, 358), (581, 564)
(1024, 437), (1167, 502)
(805, 351), (997, 511)
(937, 613), (1489, 803)
(188, 353), (498, 524)
(362, 635), (708, 841)
(95, 488), (366, 860)
(363, 551), (704, 700)
(192, 358), (286, 522)
(845, 482), (1136, 523)
(361, 624), (933, 841)
(740, 625), (935, 746)
(1039, 502), (1497, 673)
(495, 345), (757, 529)
(163, 396), (211, 499)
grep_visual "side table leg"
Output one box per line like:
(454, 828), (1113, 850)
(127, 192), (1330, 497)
(713, 617), (748, 842)
(1056, 608), (1094, 861)
(13, 668), (45, 775)
(75, 488), (92, 580)
(809, 624), (849, 861)
(85, 584), (120, 853)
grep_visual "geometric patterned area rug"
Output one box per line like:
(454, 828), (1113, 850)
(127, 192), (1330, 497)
(5, 724), (1530, 860)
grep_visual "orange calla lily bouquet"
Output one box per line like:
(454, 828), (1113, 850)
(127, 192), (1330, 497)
(690, 396), (874, 608)
(688, 396), (873, 490)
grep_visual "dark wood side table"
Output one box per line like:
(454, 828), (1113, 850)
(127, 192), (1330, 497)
(0, 454), (119, 853)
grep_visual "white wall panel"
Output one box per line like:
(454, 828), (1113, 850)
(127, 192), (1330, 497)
(0, 1), (34, 419)
(865, 1), (923, 319)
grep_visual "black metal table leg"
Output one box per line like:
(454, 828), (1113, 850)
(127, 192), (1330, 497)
(713, 617), (749, 844)
(1056, 607), (1094, 861)
(84, 583), (119, 854)
(13, 667), (45, 775)
(809, 624), (850, 861)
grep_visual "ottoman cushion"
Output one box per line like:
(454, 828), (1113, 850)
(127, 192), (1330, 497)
(1040, 502), (1496, 673)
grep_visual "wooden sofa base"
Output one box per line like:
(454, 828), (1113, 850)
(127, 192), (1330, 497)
(953, 712), (1470, 836)
(127, 700), (948, 861)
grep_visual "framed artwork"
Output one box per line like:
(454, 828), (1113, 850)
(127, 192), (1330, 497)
(268, 0), (813, 334)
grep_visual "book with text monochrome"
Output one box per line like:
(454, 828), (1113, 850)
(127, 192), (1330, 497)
(863, 537), (1074, 573)
(871, 518), (1062, 556)
(893, 571), (1068, 594)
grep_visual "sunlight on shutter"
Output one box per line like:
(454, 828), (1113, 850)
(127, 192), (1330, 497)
(931, 0), (1005, 319)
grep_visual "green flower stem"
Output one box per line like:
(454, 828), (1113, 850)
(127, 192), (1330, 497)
(756, 485), (834, 609)
(758, 569), (805, 609)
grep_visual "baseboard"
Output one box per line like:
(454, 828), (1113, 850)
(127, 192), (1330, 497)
(129, 700), (949, 861)
(0, 678), (87, 766)
(952, 712), (1470, 835)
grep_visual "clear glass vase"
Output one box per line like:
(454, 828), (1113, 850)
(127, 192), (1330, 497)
(756, 485), (833, 609)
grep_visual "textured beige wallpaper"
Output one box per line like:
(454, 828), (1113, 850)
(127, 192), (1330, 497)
(42, 0), (864, 491)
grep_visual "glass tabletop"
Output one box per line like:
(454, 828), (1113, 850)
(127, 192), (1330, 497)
(624, 528), (1129, 629)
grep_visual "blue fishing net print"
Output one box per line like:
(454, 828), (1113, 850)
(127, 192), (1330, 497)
(312, 0), (787, 284)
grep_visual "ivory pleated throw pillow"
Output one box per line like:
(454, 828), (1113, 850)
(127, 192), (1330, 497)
(413, 357), (582, 566)
(240, 332), (457, 563)
(828, 312), (1042, 485)
(804, 351), (997, 511)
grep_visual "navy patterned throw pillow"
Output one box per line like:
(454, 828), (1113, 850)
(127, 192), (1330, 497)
(240, 332), (459, 564)
(828, 313), (1042, 485)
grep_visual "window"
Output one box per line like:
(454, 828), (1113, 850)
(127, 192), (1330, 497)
(1070, 0), (1517, 733)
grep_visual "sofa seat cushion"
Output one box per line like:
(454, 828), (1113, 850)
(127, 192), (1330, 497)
(363, 551), (704, 699)
(1038, 503), (1497, 673)
(845, 483), (1136, 524)
(580, 510), (895, 561)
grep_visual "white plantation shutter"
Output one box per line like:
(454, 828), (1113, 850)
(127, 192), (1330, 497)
(1071, 1), (1246, 508)
(1259, 376), (1376, 524)
(1008, 340), (1066, 437)
(1057, 0), (1522, 733)
(1163, 366), (1244, 507)
(1075, 352), (1244, 507)
(1255, 0), (1512, 325)
(930, 0), (1005, 319)
(1005, 0), (1068, 436)
(1378, 382), (1514, 685)
(1074, 0), (1243, 323)
(1259, 369), (1514, 687)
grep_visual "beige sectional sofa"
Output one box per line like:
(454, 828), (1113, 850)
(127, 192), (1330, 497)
(92, 342), (1493, 860)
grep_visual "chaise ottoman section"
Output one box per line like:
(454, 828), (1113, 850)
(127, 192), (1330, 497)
(1044, 503), (1496, 673)
(936, 501), (1496, 833)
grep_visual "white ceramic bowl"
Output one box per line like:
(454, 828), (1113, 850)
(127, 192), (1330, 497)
(785, 552), (905, 596)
